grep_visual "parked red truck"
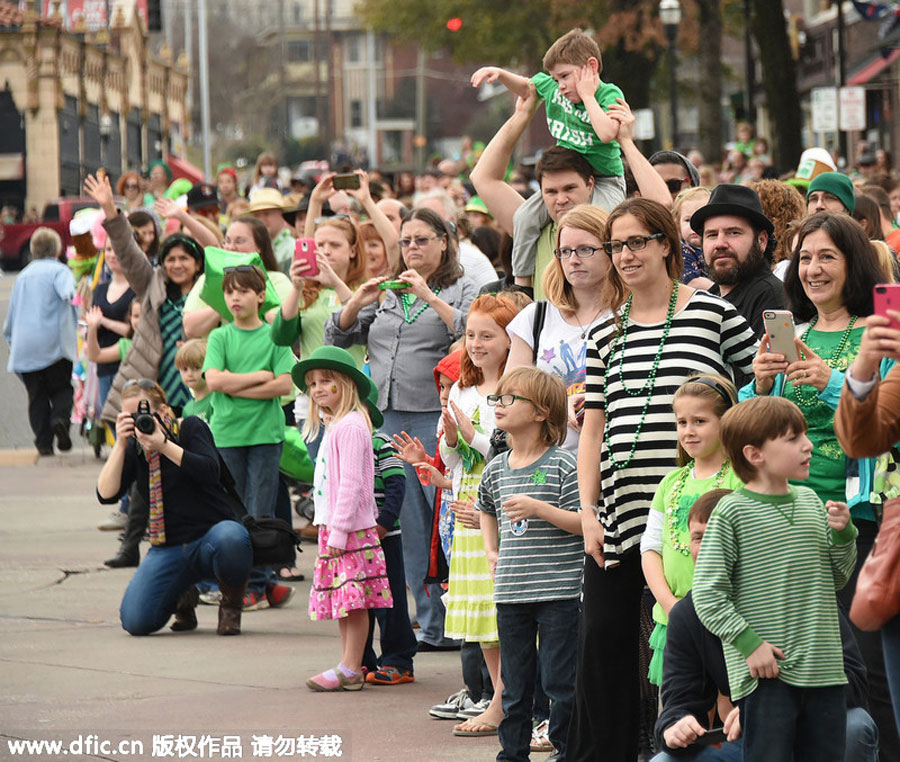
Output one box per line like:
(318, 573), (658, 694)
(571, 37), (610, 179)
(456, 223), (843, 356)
(0, 197), (100, 269)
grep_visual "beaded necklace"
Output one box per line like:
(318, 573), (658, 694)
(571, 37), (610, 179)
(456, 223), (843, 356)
(603, 279), (680, 470)
(400, 288), (441, 324)
(666, 459), (730, 555)
(791, 315), (858, 406)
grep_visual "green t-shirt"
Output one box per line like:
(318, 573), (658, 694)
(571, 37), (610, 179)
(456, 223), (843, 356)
(117, 337), (132, 362)
(202, 322), (295, 447)
(649, 463), (744, 625)
(182, 393), (214, 425)
(533, 221), (558, 302)
(531, 72), (624, 177)
(783, 326), (864, 505)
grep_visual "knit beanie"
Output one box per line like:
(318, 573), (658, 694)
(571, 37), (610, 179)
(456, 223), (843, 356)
(807, 172), (855, 214)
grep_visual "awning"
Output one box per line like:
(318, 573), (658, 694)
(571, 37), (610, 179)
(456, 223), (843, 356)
(847, 47), (900, 86)
(167, 155), (205, 184)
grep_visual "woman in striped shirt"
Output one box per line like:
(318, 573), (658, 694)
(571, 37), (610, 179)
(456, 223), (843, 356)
(568, 198), (756, 762)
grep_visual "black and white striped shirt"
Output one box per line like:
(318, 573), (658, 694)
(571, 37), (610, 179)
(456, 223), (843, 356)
(584, 290), (756, 565)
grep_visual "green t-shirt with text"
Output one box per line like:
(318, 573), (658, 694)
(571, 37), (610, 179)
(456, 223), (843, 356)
(202, 322), (295, 447)
(531, 71), (624, 177)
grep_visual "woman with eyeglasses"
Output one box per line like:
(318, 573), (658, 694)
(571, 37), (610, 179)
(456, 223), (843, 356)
(568, 198), (756, 762)
(326, 206), (478, 651)
(117, 171), (154, 212)
(98, 379), (252, 636)
(506, 204), (610, 452)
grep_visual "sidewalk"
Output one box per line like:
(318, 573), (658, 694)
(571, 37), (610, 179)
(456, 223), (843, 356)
(0, 445), (500, 762)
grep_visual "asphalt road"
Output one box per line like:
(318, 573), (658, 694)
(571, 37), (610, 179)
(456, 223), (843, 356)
(0, 270), (37, 449)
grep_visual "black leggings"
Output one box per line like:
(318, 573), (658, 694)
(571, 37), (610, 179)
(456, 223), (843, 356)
(567, 551), (646, 762)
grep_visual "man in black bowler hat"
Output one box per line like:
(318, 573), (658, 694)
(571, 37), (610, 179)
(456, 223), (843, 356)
(690, 184), (785, 338)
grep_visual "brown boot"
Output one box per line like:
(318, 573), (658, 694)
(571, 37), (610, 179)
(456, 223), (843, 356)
(170, 586), (199, 631)
(217, 580), (246, 636)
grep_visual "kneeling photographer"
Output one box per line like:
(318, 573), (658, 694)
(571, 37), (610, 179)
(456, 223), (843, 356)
(97, 379), (252, 636)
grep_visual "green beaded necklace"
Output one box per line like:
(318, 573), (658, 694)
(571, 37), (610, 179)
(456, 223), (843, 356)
(666, 459), (731, 555)
(604, 279), (680, 470)
(791, 315), (858, 407)
(400, 288), (441, 324)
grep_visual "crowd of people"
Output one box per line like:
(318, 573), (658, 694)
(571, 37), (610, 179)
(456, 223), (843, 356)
(6, 25), (900, 762)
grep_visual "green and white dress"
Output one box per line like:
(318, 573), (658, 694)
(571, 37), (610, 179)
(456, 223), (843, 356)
(440, 383), (498, 643)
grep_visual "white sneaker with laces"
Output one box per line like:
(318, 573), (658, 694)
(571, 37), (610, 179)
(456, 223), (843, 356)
(456, 697), (491, 719)
(97, 512), (128, 531)
(429, 688), (476, 719)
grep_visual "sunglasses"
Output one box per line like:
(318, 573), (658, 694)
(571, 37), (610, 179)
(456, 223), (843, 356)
(124, 183), (140, 190)
(123, 378), (158, 390)
(399, 235), (441, 250)
(223, 265), (258, 274)
(314, 213), (350, 225)
(664, 178), (689, 193)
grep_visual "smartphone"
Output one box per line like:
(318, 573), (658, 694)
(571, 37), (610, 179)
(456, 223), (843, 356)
(762, 310), (799, 363)
(694, 727), (727, 747)
(332, 173), (361, 191)
(874, 284), (900, 331)
(378, 279), (409, 290)
(294, 237), (318, 277)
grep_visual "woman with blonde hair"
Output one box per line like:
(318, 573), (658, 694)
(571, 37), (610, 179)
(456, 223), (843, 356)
(506, 204), (610, 451)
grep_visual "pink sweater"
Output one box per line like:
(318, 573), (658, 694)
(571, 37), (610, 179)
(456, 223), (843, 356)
(324, 410), (377, 549)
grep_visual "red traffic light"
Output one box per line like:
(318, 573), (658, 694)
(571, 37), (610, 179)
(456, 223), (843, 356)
(446, 17), (463, 31)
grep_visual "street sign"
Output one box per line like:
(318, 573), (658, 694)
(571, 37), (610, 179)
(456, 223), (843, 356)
(839, 86), (867, 132)
(811, 87), (838, 133)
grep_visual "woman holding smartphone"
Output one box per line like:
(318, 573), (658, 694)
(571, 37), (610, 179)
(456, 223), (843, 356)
(743, 210), (900, 757)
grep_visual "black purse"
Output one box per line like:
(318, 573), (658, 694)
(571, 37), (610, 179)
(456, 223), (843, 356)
(217, 455), (302, 568)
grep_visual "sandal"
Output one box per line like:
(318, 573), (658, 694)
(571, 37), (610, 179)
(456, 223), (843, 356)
(531, 719), (554, 752)
(452, 720), (498, 737)
(277, 567), (305, 582)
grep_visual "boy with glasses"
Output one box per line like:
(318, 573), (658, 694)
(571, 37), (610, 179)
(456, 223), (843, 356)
(477, 367), (583, 761)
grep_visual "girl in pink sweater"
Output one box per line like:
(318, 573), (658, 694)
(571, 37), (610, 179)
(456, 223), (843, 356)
(292, 346), (393, 691)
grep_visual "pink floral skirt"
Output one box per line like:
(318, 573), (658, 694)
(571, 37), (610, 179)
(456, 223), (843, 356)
(309, 525), (393, 621)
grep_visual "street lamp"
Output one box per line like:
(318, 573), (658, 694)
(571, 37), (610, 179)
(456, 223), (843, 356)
(659, 0), (681, 150)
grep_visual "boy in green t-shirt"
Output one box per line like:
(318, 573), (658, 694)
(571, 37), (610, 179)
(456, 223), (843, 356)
(175, 339), (213, 424)
(471, 28), (626, 282)
(203, 265), (295, 609)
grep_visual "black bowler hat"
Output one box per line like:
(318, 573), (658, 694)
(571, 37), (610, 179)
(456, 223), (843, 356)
(689, 184), (775, 236)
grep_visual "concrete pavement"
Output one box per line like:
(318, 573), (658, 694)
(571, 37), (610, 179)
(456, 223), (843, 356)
(0, 444), (501, 762)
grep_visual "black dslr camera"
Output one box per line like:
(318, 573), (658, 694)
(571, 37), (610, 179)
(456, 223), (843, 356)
(131, 399), (156, 434)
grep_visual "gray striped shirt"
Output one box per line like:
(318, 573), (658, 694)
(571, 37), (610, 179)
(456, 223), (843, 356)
(477, 447), (583, 604)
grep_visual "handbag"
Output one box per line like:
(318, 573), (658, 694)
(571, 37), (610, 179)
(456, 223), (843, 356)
(217, 453), (302, 568)
(850, 496), (900, 631)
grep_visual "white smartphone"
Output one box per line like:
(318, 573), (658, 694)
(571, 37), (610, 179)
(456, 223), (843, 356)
(762, 310), (799, 363)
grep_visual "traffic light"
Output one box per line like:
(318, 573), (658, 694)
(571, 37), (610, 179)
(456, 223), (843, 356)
(147, 0), (162, 32)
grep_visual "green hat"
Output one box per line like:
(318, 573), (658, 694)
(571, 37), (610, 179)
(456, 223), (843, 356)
(464, 195), (492, 218)
(363, 379), (384, 429)
(807, 172), (855, 214)
(148, 159), (172, 181)
(292, 345), (371, 398)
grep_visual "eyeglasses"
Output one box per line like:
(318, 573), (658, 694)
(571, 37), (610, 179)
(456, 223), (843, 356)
(486, 393), (533, 408)
(554, 245), (602, 260)
(399, 235), (440, 250)
(664, 178), (689, 193)
(123, 378), (158, 390)
(124, 183), (140, 190)
(602, 233), (664, 255)
(224, 265), (257, 274)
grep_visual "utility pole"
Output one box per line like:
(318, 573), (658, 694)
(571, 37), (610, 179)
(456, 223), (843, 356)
(185, 0), (193, 135)
(414, 49), (425, 172)
(197, 0), (211, 179)
(366, 31), (377, 167)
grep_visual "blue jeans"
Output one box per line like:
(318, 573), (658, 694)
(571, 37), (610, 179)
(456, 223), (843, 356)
(845, 706), (879, 762)
(496, 598), (579, 762)
(741, 679), (846, 762)
(218, 443), (283, 594)
(651, 739), (743, 762)
(381, 407), (454, 647)
(364, 533), (418, 673)
(120, 520), (252, 635)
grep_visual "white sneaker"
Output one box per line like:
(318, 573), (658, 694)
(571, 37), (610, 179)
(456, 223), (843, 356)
(97, 512), (128, 531)
(456, 697), (491, 719)
(198, 591), (222, 605)
(429, 688), (476, 719)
